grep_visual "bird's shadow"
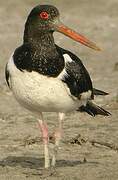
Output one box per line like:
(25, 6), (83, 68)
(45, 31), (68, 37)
(0, 156), (99, 170)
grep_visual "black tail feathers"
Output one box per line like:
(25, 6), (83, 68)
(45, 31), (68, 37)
(93, 88), (109, 96)
(78, 101), (111, 117)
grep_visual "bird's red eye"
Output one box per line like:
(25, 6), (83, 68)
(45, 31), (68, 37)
(39, 11), (49, 20)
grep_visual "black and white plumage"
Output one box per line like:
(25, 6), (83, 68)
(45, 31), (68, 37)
(6, 45), (109, 114)
(5, 5), (110, 168)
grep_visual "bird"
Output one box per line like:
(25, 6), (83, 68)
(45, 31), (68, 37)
(5, 4), (111, 168)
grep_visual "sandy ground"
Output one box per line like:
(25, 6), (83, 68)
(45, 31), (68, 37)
(0, 0), (118, 179)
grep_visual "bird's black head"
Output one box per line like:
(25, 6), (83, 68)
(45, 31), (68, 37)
(24, 4), (101, 51)
(25, 5), (60, 33)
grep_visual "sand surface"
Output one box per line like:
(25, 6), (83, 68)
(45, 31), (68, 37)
(0, 0), (118, 179)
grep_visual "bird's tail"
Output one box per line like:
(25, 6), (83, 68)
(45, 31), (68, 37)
(78, 101), (111, 116)
(93, 88), (109, 96)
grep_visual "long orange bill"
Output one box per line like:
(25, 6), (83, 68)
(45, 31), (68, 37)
(55, 23), (101, 51)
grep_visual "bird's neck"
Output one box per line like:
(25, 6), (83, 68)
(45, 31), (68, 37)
(23, 26), (56, 55)
(21, 24), (64, 77)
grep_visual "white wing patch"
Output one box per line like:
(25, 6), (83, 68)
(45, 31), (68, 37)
(58, 54), (72, 80)
(63, 54), (73, 63)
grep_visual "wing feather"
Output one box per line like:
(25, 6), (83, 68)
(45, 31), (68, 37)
(57, 46), (93, 99)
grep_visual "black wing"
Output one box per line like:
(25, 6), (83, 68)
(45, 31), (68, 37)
(93, 88), (109, 96)
(56, 45), (94, 99)
(78, 101), (111, 116)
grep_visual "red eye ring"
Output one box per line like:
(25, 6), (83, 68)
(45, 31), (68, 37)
(40, 11), (49, 20)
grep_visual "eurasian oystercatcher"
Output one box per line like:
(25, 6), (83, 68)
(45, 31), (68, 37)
(5, 5), (110, 168)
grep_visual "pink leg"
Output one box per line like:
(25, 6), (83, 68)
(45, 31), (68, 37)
(38, 114), (50, 168)
(51, 113), (65, 166)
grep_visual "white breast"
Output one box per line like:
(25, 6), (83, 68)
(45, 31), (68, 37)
(7, 56), (82, 113)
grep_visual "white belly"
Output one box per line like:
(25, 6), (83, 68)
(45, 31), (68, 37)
(7, 58), (81, 113)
